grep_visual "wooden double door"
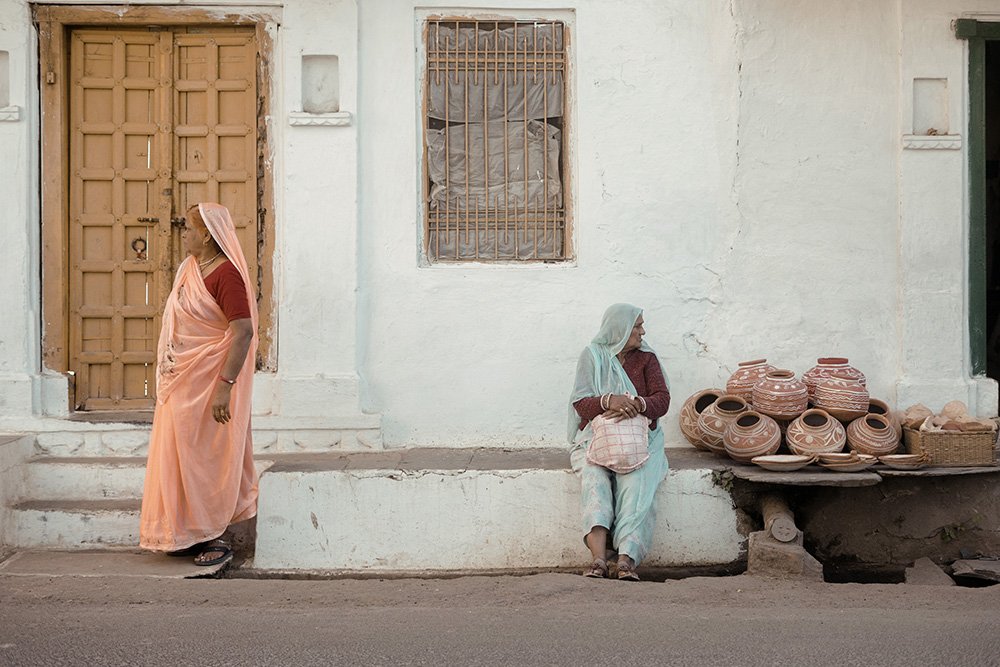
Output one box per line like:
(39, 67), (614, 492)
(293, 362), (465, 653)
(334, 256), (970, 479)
(66, 26), (260, 410)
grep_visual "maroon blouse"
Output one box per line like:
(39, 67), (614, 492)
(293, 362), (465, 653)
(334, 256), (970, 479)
(573, 349), (671, 431)
(203, 260), (251, 322)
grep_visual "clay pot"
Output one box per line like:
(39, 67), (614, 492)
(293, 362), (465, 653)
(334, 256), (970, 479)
(802, 358), (866, 399)
(786, 409), (846, 455)
(697, 395), (751, 456)
(679, 388), (726, 450)
(751, 370), (808, 420)
(723, 411), (781, 463)
(867, 398), (901, 445)
(846, 414), (898, 456)
(813, 373), (870, 422)
(725, 359), (776, 403)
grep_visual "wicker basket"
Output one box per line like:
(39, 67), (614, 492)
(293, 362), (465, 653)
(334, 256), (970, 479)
(902, 428), (998, 467)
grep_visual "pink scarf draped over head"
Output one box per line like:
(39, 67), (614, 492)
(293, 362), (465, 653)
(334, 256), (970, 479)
(140, 202), (259, 552)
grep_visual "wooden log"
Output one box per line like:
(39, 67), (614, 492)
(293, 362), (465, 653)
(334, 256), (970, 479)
(761, 493), (798, 543)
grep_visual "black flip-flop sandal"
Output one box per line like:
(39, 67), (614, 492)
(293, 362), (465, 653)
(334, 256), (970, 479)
(166, 542), (204, 557)
(194, 539), (233, 566)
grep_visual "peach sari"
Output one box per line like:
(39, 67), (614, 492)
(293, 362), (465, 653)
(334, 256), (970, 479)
(139, 203), (259, 552)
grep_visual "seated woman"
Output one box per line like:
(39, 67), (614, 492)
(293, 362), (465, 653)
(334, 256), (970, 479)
(569, 303), (670, 581)
(139, 203), (259, 566)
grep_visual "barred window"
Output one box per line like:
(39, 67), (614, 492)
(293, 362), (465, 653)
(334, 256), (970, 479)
(423, 19), (568, 262)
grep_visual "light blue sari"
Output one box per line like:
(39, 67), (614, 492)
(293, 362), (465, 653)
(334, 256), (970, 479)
(568, 303), (669, 564)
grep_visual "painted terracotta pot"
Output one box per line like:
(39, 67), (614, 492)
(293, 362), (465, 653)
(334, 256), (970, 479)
(697, 395), (751, 456)
(725, 359), (776, 403)
(723, 411), (781, 463)
(751, 370), (808, 420)
(679, 388), (725, 450)
(786, 408), (846, 455)
(846, 414), (898, 456)
(868, 398), (902, 446)
(813, 373), (870, 422)
(802, 357), (866, 399)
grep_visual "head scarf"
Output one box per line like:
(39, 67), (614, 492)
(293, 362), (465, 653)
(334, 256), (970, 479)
(197, 202), (259, 331)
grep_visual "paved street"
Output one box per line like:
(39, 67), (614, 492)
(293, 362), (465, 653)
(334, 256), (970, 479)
(2, 563), (999, 666)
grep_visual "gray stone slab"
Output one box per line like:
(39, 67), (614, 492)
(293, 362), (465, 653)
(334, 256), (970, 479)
(875, 464), (1000, 477)
(0, 550), (227, 578)
(951, 559), (1000, 582)
(397, 448), (474, 471)
(726, 465), (882, 487)
(905, 557), (955, 586)
(468, 448), (569, 471)
(13, 499), (141, 512)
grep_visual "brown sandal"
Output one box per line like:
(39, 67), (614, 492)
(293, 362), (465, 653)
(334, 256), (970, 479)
(584, 558), (609, 578)
(617, 557), (640, 581)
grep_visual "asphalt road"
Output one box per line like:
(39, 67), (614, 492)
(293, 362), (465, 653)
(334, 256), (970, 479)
(1, 572), (998, 666)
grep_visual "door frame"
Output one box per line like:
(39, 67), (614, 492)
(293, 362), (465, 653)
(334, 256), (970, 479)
(34, 4), (278, 408)
(957, 19), (1000, 375)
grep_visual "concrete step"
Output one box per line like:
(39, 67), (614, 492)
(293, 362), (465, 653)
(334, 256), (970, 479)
(25, 457), (147, 501)
(7, 499), (141, 548)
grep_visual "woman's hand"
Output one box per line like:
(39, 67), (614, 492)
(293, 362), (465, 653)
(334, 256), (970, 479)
(211, 382), (234, 424)
(602, 394), (643, 422)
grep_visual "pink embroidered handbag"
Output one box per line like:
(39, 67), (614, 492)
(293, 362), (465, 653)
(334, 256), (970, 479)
(586, 413), (650, 473)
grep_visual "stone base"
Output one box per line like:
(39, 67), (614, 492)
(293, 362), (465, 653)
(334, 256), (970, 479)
(905, 557), (955, 586)
(746, 530), (823, 581)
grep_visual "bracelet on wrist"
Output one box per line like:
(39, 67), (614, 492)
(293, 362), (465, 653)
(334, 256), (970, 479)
(219, 376), (235, 385)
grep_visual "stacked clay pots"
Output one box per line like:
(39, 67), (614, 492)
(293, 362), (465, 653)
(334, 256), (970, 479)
(846, 414), (898, 456)
(725, 359), (776, 403)
(812, 373), (869, 422)
(786, 409), (846, 455)
(751, 370), (809, 420)
(802, 358), (866, 399)
(679, 388), (725, 451)
(723, 411), (781, 463)
(697, 395), (750, 456)
(678, 355), (909, 465)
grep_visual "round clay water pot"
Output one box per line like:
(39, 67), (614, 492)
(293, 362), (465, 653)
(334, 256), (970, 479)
(846, 414), (898, 456)
(723, 411), (781, 463)
(868, 398), (902, 446)
(786, 408), (846, 455)
(697, 395), (751, 456)
(751, 370), (808, 420)
(802, 357), (866, 399)
(813, 373), (870, 422)
(725, 359), (776, 403)
(679, 388), (725, 450)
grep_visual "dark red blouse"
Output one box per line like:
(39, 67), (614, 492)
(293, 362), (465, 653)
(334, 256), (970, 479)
(573, 349), (671, 431)
(203, 260), (251, 322)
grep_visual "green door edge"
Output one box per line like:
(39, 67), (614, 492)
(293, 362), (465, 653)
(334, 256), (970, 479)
(956, 19), (998, 375)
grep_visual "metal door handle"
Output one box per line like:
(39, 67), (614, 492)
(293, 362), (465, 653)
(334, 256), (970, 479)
(171, 217), (186, 228)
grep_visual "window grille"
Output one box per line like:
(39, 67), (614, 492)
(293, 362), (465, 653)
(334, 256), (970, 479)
(423, 20), (568, 262)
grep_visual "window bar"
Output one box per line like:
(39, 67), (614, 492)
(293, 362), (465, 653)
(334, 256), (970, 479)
(540, 23), (549, 258)
(520, 23), (530, 260)
(503, 24), (512, 251)
(461, 22), (471, 260)
(479, 22), (488, 260)
(494, 22), (503, 260)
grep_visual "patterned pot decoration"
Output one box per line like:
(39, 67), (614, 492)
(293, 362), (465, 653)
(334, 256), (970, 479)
(868, 398), (902, 445)
(725, 359), (777, 403)
(846, 414), (898, 456)
(802, 357), (866, 399)
(786, 409), (846, 455)
(813, 373), (870, 422)
(697, 395), (751, 456)
(679, 388), (725, 450)
(723, 411), (781, 463)
(751, 370), (809, 420)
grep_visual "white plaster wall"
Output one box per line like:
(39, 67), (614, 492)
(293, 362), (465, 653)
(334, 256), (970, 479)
(0, 0), (39, 416)
(358, 0), (989, 448)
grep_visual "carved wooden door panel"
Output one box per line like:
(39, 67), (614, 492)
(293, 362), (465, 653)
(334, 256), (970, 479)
(68, 27), (257, 410)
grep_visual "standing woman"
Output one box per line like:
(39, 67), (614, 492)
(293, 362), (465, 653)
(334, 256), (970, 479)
(140, 203), (259, 565)
(569, 303), (670, 581)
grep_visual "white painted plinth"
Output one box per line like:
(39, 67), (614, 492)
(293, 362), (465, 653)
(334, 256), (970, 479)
(254, 458), (744, 571)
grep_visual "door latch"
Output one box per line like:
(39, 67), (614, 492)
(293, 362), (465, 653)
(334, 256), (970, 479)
(136, 217), (159, 224)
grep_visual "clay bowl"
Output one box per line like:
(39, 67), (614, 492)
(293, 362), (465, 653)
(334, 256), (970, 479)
(817, 452), (860, 464)
(879, 454), (931, 470)
(751, 454), (816, 472)
(818, 454), (877, 472)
